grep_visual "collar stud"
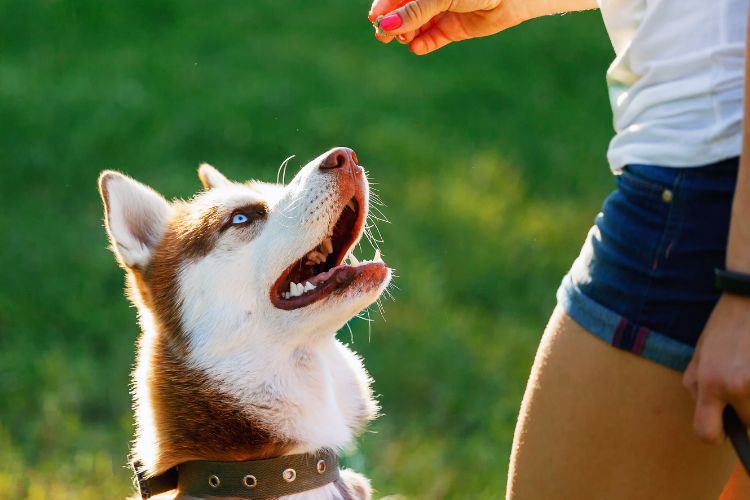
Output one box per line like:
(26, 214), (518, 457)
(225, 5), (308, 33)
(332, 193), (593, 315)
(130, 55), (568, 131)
(282, 468), (296, 482)
(242, 475), (257, 488)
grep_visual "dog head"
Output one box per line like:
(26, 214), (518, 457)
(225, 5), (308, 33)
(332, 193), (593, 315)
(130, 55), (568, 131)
(100, 147), (390, 350)
(99, 147), (390, 473)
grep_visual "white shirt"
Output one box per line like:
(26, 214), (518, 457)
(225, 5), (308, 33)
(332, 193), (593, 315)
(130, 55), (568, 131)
(598, 0), (748, 170)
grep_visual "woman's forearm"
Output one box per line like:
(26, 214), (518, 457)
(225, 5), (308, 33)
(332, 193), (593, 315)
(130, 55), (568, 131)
(726, 12), (750, 273)
(518, 0), (599, 21)
(727, 164), (750, 273)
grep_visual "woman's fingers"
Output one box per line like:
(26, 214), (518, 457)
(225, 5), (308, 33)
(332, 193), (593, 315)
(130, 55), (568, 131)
(369, 0), (408, 22)
(692, 371), (750, 445)
(375, 31), (396, 43)
(395, 31), (417, 44)
(410, 26), (455, 54)
(684, 296), (750, 443)
(374, 0), (452, 36)
(370, 0), (416, 44)
(694, 389), (726, 444)
(370, 0), (499, 23)
(370, 0), (506, 50)
(409, 13), (465, 55)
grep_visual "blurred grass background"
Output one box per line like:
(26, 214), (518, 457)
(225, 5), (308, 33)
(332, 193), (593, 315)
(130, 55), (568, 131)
(0, 1), (615, 498)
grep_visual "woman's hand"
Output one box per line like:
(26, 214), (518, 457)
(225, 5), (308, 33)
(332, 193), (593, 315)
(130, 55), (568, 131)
(683, 293), (750, 443)
(368, 0), (527, 55)
(368, 0), (598, 55)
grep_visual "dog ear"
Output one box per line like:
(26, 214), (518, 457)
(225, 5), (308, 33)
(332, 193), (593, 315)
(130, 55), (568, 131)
(198, 163), (231, 190)
(98, 171), (171, 270)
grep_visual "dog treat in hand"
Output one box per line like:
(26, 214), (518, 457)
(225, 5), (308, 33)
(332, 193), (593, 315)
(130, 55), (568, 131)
(372, 0), (410, 35)
(373, 16), (386, 36)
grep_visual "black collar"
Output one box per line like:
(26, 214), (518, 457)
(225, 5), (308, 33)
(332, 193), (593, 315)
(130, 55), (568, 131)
(133, 448), (339, 499)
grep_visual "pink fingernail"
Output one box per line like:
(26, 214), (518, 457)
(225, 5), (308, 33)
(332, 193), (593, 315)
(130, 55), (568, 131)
(379, 13), (402, 31)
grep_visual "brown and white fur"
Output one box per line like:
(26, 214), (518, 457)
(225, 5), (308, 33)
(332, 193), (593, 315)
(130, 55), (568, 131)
(98, 147), (391, 499)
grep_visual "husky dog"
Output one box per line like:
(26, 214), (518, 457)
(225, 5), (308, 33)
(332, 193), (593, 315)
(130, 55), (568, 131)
(98, 147), (391, 499)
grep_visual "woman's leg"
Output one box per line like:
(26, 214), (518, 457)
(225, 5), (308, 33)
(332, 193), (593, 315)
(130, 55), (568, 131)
(507, 306), (737, 500)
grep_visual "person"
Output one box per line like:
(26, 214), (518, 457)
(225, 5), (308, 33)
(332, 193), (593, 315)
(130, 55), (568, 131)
(367, 0), (750, 497)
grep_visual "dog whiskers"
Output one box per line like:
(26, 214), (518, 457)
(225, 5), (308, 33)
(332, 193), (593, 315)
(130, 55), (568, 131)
(345, 320), (355, 344)
(370, 206), (390, 224)
(276, 155), (295, 185)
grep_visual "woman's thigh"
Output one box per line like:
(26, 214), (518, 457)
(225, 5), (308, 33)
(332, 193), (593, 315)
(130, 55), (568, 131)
(507, 307), (737, 500)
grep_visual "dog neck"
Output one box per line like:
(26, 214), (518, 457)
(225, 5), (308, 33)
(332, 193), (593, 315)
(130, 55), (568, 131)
(131, 304), (377, 480)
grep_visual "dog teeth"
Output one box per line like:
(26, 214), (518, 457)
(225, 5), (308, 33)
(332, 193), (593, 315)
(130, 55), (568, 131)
(321, 237), (333, 255)
(304, 237), (335, 266)
(346, 200), (356, 211)
(305, 250), (327, 265)
(284, 281), (317, 299)
(343, 249), (383, 267)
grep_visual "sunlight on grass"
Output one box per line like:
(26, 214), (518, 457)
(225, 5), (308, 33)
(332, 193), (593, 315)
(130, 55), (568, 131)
(0, 1), (613, 497)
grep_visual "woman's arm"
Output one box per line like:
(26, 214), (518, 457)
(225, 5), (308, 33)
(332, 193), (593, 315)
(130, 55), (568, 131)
(727, 79), (750, 274)
(682, 8), (750, 442)
(369, 0), (599, 55)
(519, 0), (599, 19)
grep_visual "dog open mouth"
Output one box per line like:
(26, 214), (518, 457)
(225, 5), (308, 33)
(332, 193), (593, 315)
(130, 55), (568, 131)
(270, 196), (387, 310)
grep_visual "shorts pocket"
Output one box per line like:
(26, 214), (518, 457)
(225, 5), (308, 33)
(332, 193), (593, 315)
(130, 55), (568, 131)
(616, 165), (681, 209)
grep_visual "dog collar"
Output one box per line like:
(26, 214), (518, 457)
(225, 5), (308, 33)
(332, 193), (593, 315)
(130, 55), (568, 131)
(133, 448), (339, 499)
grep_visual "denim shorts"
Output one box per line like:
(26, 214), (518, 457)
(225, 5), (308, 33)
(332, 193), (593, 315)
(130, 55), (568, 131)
(557, 157), (739, 371)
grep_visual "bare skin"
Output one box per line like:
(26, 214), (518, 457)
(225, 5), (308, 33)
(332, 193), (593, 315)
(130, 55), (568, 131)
(368, 0), (597, 54)
(507, 307), (738, 499)
(683, 10), (750, 441)
(368, 0), (750, 494)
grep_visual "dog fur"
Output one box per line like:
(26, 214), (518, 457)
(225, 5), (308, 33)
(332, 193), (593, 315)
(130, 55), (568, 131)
(99, 148), (391, 499)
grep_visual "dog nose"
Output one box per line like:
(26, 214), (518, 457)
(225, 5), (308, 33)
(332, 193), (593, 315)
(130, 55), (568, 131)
(319, 148), (358, 171)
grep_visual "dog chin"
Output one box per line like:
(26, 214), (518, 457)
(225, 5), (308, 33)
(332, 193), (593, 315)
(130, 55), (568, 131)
(284, 262), (391, 330)
(332, 262), (391, 307)
(272, 259), (390, 309)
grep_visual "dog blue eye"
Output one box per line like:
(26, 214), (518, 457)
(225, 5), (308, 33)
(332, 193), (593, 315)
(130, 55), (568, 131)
(232, 213), (249, 224)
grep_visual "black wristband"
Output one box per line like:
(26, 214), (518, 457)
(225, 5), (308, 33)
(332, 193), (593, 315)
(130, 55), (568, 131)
(715, 268), (750, 296)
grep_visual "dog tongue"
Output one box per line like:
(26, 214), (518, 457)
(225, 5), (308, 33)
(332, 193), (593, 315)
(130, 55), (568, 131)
(308, 266), (342, 286)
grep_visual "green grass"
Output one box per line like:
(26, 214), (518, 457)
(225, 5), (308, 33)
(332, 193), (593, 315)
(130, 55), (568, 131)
(0, 1), (614, 498)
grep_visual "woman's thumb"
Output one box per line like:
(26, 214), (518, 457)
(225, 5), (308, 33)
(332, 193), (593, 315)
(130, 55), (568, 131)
(375, 0), (449, 35)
